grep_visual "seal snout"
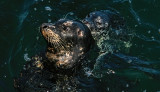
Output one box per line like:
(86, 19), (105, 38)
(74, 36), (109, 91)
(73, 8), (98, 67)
(40, 23), (56, 36)
(41, 23), (48, 29)
(41, 23), (53, 31)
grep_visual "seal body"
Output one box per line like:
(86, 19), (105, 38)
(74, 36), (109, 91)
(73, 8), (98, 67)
(41, 19), (93, 69)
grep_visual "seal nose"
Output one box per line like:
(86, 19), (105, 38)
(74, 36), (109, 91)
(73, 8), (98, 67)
(41, 23), (49, 29)
(41, 23), (55, 30)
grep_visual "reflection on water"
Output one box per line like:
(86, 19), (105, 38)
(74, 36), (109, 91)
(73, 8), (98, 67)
(0, 0), (160, 92)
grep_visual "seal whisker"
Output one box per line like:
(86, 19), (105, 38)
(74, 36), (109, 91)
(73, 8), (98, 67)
(60, 39), (72, 52)
(58, 40), (69, 52)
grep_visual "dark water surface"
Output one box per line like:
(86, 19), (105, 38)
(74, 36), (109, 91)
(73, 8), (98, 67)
(0, 0), (160, 92)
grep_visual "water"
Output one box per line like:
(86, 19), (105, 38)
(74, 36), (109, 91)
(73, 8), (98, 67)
(0, 0), (160, 92)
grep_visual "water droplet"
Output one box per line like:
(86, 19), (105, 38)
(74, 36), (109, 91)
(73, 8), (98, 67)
(126, 84), (129, 87)
(36, 36), (39, 40)
(148, 30), (151, 34)
(158, 28), (160, 34)
(129, 0), (132, 3)
(40, 83), (43, 86)
(143, 89), (147, 92)
(34, 7), (37, 11)
(107, 87), (109, 91)
(151, 36), (155, 40)
(68, 87), (71, 90)
(48, 19), (51, 23)
(128, 60), (132, 63)
(135, 25), (138, 27)
(45, 6), (52, 11)
(4, 62), (7, 65)
(4, 75), (7, 78)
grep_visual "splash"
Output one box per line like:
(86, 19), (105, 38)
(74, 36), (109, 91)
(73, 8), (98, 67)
(24, 53), (31, 61)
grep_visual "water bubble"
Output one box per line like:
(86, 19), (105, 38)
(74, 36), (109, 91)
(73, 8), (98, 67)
(128, 60), (132, 63)
(3, 75), (7, 78)
(143, 89), (147, 92)
(135, 25), (138, 27)
(148, 30), (151, 34)
(36, 36), (39, 40)
(34, 8), (37, 11)
(48, 14), (51, 16)
(45, 6), (52, 11)
(40, 83), (43, 86)
(48, 19), (51, 23)
(126, 84), (129, 87)
(151, 36), (155, 40)
(107, 87), (109, 91)
(4, 62), (7, 65)
(68, 87), (71, 90)
(129, 0), (132, 3)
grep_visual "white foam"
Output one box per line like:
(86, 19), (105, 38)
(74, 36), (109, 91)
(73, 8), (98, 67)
(24, 53), (31, 61)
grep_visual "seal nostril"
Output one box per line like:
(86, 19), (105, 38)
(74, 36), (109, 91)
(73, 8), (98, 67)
(41, 23), (50, 29)
(43, 25), (48, 29)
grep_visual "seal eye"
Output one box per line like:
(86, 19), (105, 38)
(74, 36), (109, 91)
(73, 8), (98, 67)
(96, 22), (101, 25)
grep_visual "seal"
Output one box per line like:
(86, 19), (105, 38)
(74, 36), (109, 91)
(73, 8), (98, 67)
(41, 19), (93, 69)
(14, 10), (129, 92)
(82, 10), (126, 38)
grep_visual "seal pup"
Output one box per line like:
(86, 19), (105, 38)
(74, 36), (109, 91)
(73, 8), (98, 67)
(82, 10), (126, 38)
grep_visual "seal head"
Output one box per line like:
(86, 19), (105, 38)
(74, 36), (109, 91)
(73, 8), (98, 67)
(41, 19), (93, 69)
(82, 10), (126, 37)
